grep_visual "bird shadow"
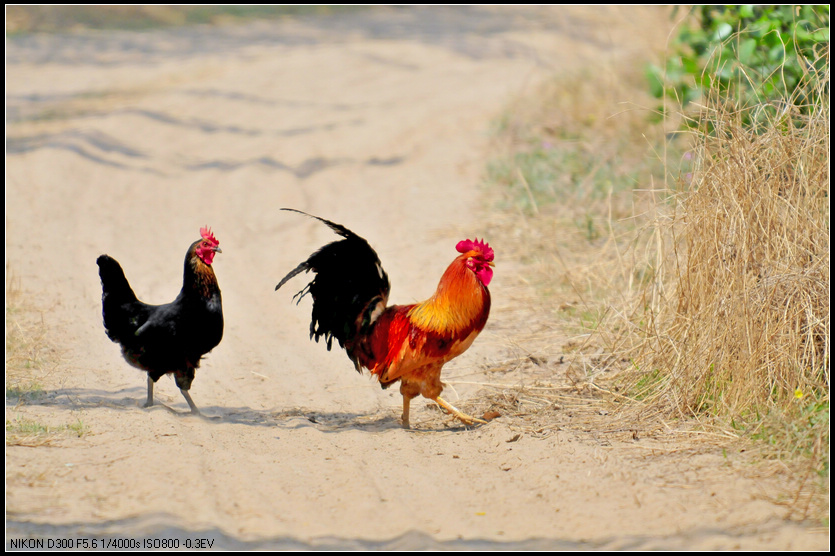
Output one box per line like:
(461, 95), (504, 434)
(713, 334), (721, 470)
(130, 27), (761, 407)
(273, 407), (483, 434)
(271, 408), (403, 433)
(8, 387), (485, 433)
(7, 387), (277, 429)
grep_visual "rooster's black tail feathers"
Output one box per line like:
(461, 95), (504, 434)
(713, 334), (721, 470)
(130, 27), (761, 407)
(275, 209), (390, 362)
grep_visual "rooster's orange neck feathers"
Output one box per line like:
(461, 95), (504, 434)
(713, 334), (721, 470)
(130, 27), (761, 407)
(407, 255), (490, 334)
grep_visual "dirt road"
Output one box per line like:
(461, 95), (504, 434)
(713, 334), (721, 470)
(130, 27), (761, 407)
(5, 7), (827, 549)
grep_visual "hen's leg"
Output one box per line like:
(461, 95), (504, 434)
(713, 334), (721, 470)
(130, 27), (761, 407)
(143, 375), (154, 408)
(180, 389), (201, 415)
(174, 367), (200, 414)
(433, 396), (487, 426)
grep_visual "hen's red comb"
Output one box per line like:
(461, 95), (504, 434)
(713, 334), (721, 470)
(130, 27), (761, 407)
(200, 226), (219, 247)
(456, 238), (494, 261)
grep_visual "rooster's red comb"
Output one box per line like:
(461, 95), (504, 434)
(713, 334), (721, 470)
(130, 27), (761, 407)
(200, 226), (219, 247)
(456, 238), (494, 261)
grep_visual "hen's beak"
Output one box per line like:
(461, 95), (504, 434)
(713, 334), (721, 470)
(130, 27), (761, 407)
(487, 261), (495, 267)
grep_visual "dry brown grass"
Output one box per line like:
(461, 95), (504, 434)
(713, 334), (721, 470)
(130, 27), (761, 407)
(625, 106), (829, 419)
(592, 48), (828, 524)
(5, 265), (58, 402)
(6, 268), (86, 448)
(610, 54), (830, 514)
(630, 56), (828, 388)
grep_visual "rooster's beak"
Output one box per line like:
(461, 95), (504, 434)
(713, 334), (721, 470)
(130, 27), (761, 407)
(487, 261), (495, 267)
(214, 247), (222, 254)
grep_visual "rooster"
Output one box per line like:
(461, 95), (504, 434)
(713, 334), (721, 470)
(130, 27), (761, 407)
(96, 227), (223, 414)
(276, 209), (493, 428)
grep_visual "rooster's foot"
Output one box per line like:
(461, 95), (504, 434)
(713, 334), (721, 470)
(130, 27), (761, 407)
(434, 396), (487, 426)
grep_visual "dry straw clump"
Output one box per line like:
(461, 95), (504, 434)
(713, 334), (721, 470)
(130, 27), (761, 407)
(620, 55), (829, 467)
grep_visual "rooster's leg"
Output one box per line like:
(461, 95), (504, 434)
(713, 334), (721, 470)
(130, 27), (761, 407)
(401, 396), (411, 429)
(399, 382), (420, 429)
(180, 389), (201, 415)
(434, 396), (487, 426)
(143, 375), (154, 408)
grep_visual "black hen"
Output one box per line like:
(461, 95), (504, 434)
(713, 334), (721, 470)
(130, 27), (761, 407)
(96, 227), (223, 414)
(275, 208), (390, 371)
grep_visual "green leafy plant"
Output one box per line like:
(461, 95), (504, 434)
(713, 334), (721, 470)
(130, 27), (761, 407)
(649, 5), (829, 126)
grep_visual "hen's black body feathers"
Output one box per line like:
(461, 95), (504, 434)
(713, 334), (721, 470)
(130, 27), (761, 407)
(97, 239), (222, 399)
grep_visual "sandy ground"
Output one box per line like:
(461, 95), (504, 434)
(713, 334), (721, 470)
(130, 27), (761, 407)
(5, 7), (828, 550)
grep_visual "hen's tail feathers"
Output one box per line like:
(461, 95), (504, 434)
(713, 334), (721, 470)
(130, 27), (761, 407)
(97, 255), (139, 343)
(275, 209), (391, 368)
(97, 255), (138, 305)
